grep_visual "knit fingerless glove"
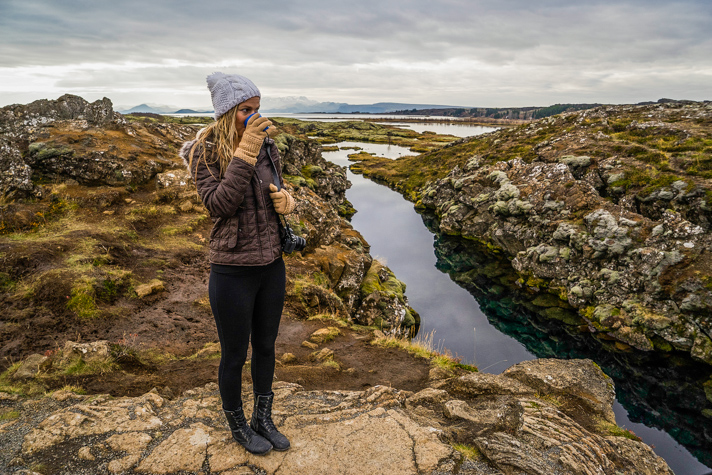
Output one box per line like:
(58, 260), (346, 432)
(233, 132), (263, 166)
(269, 184), (297, 215)
(281, 189), (296, 215)
(233, 116), (273, 166)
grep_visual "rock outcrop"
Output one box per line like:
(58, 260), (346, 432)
(354, 100), (712, 366)
(0, 94), (196, 197)
(274, 132), (350, 210)
(425, 219), (712, 464)
(1, 358), (672, 474)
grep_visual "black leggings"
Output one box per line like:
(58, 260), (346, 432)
(208, 257), (286, 410)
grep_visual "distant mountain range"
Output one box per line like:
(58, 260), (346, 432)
(115, 98), (694, 120)
(117, 97), (460, 115)
(117, 103), (212, 114)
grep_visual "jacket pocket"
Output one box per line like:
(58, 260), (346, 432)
(210, 217), (238, 251)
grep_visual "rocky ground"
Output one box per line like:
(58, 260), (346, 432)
(0, 95), (677, 474)
(1, 359), (672, 475)
(0, 95), (422, 374)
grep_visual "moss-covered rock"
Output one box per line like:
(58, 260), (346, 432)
(353, 260), (418, 335)
(352, 101), (712, 367)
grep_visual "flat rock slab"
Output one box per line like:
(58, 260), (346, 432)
(503, 358), (616, 423)
(3, 360), (673, 475)
(13, 382), (453, 475)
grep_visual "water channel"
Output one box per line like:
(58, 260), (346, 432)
(315, 122), (712, 475)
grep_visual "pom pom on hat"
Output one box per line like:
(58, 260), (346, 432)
(206, 72), (261, 120)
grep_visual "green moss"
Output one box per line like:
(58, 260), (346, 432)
(607, 119), (634, 132)
(359, 261), (406, 299)
(531, 293), (565, 308)
(373, 332), (478, 373)
(273, 132), (293, 155)
(610, 168), (679, 196)
(55, 385), (87, 395)
(312, 271), (330, 288)
(0, 362), (22, 394)
(650, 336), (674, 352)
(582, 306), (596, 319)
(525, 275), (548, 289)
(541, 306), (583, 325)
(321, 359), (341, 370)
(306, 324), (342, 343)
(29, 142), (74, 160)
(301, 165), (324, 178)
(453, 443), (482, 460)
(141, 258), (168, 268)
(0, 271), (16, 292)
(597, 419), (641, 441)
(67, 278), (99, 319)
(534, 392), (564, 407)
(304, 177), (317, 190)
(292, 271), (331, 294)
(338, 198), (357, 219)
(128, 204), (176, 217)
(160, 222), (196, 235)
(0, 409), (20, 420)
(62, 356), (118, 376)
(284, 174), (308, 189)
(96, 278), (118, 301)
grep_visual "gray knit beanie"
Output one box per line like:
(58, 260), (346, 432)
(206, 72), (261, 120)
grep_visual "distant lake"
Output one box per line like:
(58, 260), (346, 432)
(371, 121), (496, 138)
(166, 112), (497, 139)
(167, 112), (484, 122)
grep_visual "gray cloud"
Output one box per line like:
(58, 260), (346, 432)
(0, 0), (710, 107)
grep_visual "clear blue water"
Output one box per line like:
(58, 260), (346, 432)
(321, 122), (712, 475)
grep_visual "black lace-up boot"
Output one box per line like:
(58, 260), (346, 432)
(250, 392), (291, 451)
(223, 407), (272, 455)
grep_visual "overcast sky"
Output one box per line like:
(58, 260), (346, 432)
(1, 0), (710, 109)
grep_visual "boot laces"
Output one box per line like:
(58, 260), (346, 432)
(258, 406), (278, 433)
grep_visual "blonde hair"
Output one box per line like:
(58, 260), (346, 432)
(188, 106), (240, 179)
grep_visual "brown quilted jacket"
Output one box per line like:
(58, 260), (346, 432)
(180, 137), (283, 266)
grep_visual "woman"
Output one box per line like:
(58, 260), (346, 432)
(180, 72), (296, 455)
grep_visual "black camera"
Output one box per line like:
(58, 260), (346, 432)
(280, 222), (306, 254)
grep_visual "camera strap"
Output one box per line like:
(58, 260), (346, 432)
(264, 140), (290, 229)
(264, 141), (281, 192)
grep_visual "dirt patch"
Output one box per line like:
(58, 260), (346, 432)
(274, 318), (431, 392)
(36, 315), (432, 398)
(1, 195), (433, 399)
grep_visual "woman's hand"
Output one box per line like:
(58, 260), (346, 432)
(245, 115), (273, 137)
(233, 115), (276, 165)
(269, 184), (296, 215)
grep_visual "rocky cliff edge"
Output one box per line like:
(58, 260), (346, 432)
(1, 358), (672, 475)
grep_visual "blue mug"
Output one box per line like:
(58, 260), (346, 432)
(244, 112), (270, 131)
